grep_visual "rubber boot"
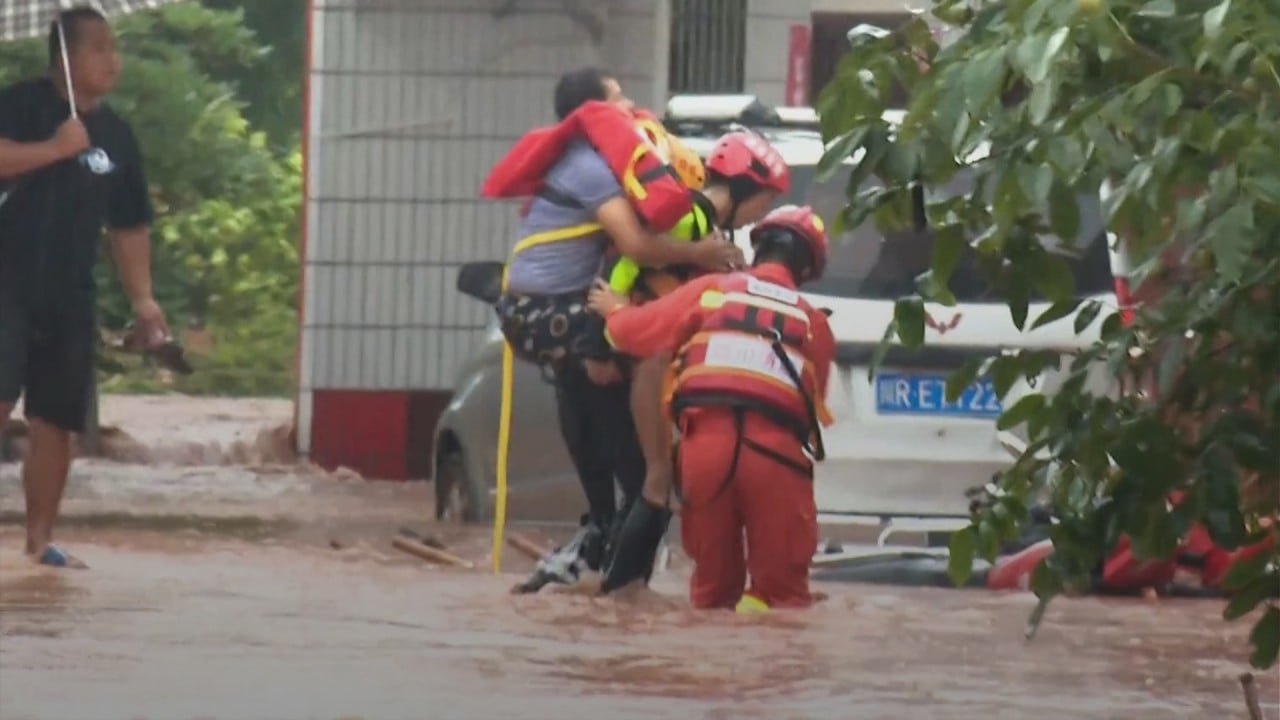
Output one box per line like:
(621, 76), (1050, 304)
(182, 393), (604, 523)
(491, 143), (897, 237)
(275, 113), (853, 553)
(599, 498), (671, 594)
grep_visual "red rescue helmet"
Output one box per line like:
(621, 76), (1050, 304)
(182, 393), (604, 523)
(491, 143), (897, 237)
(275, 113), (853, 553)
(705, 130), (790, 195)
(749, 204), (828, 283)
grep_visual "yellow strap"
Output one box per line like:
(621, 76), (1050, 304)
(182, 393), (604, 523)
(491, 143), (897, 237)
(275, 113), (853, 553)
(492, 340), (514, 573)
(501, 222), (604, 293)
(512, 222), (603, 255)
(621, 144), (651, 201)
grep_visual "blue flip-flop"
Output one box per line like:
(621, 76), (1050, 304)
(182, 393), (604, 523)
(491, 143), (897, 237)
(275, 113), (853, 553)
(36, 545), (87, 569)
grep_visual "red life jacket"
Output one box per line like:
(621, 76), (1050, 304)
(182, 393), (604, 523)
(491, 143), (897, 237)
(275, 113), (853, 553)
(671, 273), (823, 447)
(480, 101), (693, 232)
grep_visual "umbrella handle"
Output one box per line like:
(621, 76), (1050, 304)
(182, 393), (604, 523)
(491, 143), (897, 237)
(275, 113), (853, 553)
(58, 20), (77, 120)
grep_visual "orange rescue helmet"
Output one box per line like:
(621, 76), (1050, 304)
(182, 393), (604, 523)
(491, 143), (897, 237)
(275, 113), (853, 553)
(749, 204), (828, 283)
(706, 130), (790, 195)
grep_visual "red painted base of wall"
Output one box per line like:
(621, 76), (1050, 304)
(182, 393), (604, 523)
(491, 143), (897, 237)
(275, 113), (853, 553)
(309, 389), (452, 481)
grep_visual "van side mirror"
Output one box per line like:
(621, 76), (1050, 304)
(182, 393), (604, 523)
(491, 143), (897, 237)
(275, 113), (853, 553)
(456, 261), (505, 305)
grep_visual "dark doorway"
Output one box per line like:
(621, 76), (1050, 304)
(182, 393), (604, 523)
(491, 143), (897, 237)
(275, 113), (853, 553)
(810, 12), (913, 106)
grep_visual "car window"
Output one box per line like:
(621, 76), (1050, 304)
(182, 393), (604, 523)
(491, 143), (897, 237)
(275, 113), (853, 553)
(789, 164), (1115, 302)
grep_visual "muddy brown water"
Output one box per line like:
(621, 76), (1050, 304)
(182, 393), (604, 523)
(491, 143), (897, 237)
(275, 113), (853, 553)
(2, 521), (1275, 720)
(0, 395), (1275, 719)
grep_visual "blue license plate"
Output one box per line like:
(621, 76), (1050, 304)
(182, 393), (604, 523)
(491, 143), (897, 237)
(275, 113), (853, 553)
(875, 372), (1002, 418)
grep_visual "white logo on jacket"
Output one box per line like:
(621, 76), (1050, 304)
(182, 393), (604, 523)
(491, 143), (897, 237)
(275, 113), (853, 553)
(80, 147), (116, 175)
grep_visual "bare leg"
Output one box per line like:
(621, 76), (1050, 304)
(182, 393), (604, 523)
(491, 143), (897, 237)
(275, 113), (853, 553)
(631, 353), (673, 507)
(22, 417), (73, 557)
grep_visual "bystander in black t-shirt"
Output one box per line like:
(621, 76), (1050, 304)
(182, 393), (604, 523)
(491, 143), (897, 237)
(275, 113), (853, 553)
(0, 77), (152, 319)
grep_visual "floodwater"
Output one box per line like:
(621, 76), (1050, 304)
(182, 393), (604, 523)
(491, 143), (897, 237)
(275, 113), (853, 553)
(1, 396), (1276, 719)
(2, 521), (1275, 720)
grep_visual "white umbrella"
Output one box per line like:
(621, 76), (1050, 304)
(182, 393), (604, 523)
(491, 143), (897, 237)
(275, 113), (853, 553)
(2, 0), (185, 118)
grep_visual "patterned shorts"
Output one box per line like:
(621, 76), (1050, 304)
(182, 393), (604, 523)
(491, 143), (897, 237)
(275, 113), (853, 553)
(496, 291), (612, 369)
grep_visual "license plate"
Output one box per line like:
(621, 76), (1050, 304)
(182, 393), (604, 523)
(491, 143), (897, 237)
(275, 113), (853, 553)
(874, 372), (1002, 418)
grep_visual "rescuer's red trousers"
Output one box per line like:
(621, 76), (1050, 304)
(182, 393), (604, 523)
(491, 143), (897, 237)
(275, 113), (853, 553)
(676, 407), (817, 609)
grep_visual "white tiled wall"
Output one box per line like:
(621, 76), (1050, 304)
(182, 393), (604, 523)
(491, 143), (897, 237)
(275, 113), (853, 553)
(302, 0), (660, 392)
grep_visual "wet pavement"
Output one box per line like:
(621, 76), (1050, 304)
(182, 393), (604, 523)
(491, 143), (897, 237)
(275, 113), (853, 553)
(1, 397), (1277, 719)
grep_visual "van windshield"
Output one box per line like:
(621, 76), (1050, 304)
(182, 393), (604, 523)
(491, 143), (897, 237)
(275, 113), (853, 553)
(786, 164), (1115, 302)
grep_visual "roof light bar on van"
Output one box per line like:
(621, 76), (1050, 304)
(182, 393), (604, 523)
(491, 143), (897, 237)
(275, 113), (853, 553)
(664, 94), (826, 137)
(665, 94), (761, 122)
(774, 106), (820, 129)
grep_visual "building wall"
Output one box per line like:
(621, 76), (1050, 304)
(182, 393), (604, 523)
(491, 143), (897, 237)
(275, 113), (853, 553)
(299, 0), (892, 478)
(299, 0), (662, 477)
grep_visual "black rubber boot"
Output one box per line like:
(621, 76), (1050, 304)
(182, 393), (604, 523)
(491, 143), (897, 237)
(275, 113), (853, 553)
(599, 498), (672, 594)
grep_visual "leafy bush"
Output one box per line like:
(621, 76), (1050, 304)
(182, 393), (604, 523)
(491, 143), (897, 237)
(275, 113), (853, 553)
(0, 1), (303, 397)
(818, 0), (1278, 667)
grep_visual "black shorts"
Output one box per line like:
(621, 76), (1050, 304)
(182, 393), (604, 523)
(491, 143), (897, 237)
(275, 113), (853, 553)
(497, 290), (613, 368)
(0, 294), (96, 433)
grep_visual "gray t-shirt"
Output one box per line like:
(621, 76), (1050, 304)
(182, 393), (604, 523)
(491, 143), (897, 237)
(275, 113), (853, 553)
(503, 141), (623, 296)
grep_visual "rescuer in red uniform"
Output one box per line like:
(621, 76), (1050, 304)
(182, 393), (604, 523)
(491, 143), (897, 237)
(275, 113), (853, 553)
(588, 205), (836, 610)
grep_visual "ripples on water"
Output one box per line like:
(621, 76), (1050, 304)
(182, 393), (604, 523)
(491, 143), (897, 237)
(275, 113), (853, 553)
(0, 529), (1274, 720)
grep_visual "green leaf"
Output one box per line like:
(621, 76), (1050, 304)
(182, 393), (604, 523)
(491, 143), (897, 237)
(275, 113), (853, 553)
(894, 298), (926, 347)
(881, 144), (920, 187)
(1031, 299), (1083, 330)
(990, 356), (1023, 398)
(1134, 506), (1182, 561)
(869, 320), (898, 379)
(1248, 606), (1280, 669)
(1222, 549), (1274, 593)
(1073, 300), (1103, 334)
(817, 127), (867, 182)
(962, 48), (1006, 114)
(994, 168), (1026, 225)
(931, 226), (966, 284)
(1027, 77), (1056, 125)
(1031, 254), (1076, 305)
(1024, 164), (1054, 208)
(1203, 0), (1230, 39)
(1203, 450), (1246, 551)
(1047, 180), (1080, 242)
(998, 393), (1046, 431)
(976, 518), (1001, 559)
(1224, 577), (1274, 621)
(945, 358), (986, 403)
(1207, 206), (1253, 284)
(1026, 560), (1063, 640)
(1029, 28), (1070, 85)
(1243, 176), (1280, 204)
(948, 526), (977, 587)
(1009, 297), (1030, 331)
